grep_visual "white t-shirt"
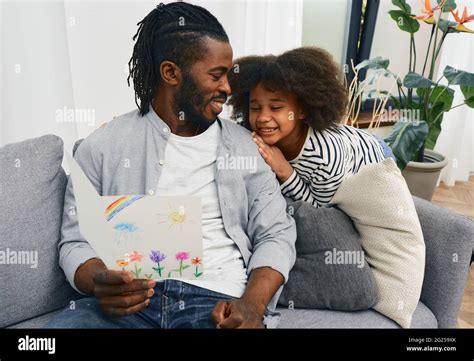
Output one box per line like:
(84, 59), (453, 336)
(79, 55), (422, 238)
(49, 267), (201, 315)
(156, 121), (248, 298)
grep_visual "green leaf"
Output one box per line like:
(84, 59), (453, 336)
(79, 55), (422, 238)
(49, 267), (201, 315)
(367, 90), (401, 109)
(384, 120), (429, 170)
(361, 68), (401, 89)
(438, 0), (456, 12)
(429, 86), (454, 111)
(416, 88), (427, 98)
(438, 19), (459, 33)
(195, 272), (203, 278)
(425, 105), (444, 149)
(355, 57), (390, 71)
(407, 100), (424, 110)
(389, 10), (420, 33)
(365, 89), (392, 99)
(444, 66), (474, 86)
(402, 95), (424, 110)
(461, 85), (474, 107)
(403, 72), (437, 88)
(182, 265), (190, 270)
(390, 95), (401, 109)
(392, 0), (411, 13)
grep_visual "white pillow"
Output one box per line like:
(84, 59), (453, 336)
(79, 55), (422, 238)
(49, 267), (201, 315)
(329, 158), (425, 328)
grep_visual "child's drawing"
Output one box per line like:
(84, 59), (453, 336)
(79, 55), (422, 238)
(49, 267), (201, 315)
(66, 152), (203, 281)
(150, 250), (166, 278)
(168, 251), (190, 277)
(191, 257), (203, 278)
(113, 222), (138, 246)
(116, 259), (129, 271)
(127, 250), (144, 278)
(156, 203), (195, 230)
(105, 195), (144, 222)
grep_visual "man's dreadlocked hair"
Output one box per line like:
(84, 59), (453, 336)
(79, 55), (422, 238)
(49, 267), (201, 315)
(127, 2), (229, 116)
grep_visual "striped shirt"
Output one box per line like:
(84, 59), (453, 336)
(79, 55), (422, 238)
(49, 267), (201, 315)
(280, 125), (386, 207)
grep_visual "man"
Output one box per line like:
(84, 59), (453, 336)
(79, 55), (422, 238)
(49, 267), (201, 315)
(47, 2), (296, 329)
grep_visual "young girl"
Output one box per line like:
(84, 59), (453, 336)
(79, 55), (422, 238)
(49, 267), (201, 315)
(228, 47), (393, 208)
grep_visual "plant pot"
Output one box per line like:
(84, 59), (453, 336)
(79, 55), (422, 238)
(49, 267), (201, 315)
(401, 149), (448, 201)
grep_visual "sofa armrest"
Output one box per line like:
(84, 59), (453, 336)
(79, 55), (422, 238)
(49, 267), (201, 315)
(414, 196), (473, 328)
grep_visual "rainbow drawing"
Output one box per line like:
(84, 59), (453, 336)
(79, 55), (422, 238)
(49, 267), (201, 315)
(105, 195), (145, 221)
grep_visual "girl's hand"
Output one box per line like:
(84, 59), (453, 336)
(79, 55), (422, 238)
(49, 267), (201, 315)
(252, 132), (294, 183)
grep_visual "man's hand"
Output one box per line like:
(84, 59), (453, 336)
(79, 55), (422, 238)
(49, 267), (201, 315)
(252, 132), (293, 183)
(211, 267), (284, 329)
(74, 258), (155, 317)
(211, 299), (265, 329)
(92, 269), (155, 317)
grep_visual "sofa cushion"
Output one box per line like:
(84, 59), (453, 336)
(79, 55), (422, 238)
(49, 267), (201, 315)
(0, 134), (80, 327)
(329, 159), (425, 328)
(7, 309), (64, 329)
(276, 301), (437, 328)
(8, 301), (437, 329)
(278, 200), (378, 311)
(413, 196), (474, 328)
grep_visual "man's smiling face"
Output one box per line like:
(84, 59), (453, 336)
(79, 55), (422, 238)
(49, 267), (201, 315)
(173, 36), (233, 128)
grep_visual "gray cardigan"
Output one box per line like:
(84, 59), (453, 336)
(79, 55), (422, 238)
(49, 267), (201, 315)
(59, 107), (297, 311)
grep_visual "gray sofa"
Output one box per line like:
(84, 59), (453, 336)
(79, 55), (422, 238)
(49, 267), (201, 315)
(1, 134), (473, 328)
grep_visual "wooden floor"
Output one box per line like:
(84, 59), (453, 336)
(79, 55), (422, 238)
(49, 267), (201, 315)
(431, 176), (474, 328)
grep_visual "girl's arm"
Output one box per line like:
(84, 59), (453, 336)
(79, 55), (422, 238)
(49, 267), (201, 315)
(280, 169), (346, 207)
(252, 133), (349, 207)
(280, 170), (322, 207)
(252, 135), (294, 184)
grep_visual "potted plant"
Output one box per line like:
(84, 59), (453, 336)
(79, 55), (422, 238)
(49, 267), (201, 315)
(351, 0), (474, 200)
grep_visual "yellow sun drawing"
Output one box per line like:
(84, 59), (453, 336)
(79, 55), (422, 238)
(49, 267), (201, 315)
(156, 202), (195, 230)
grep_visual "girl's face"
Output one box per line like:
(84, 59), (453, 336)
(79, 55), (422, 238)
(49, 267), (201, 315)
(249, 82), (305, 145)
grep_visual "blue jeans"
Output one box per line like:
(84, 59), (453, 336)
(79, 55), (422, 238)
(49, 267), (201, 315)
(45, 280), (235, 328)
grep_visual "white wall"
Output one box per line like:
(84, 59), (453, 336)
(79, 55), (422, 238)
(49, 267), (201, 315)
(433, 0), (474, 185)
(1, 1), (77, 153)
(193, 0), (303, 59)
(301, 0), (352, 65)
(0, 1), (3, 146)
(63, 1), (163, 140)
(0, 1), (172, 150)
